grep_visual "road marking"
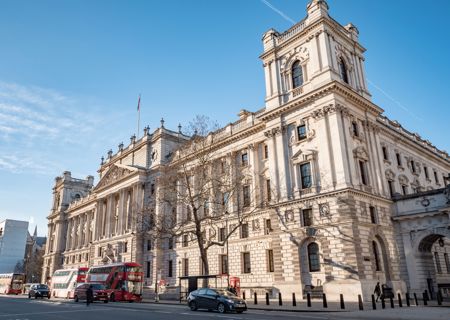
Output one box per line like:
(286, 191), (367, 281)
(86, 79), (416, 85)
(0, 308), (111, 317)
(155, 311), (173, 314)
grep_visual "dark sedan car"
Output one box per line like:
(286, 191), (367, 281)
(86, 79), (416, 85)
(187, 288), (247, 313)
(28, 284), (50, 299)
(74, 283), (109, 303)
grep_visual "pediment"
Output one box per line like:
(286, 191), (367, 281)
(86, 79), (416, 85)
(94, 164), (137, 191)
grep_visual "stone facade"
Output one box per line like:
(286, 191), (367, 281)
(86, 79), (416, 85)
(42, 0), (450, 301)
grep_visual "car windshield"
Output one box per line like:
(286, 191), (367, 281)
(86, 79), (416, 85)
(37, 285), (48, 289)
(89, 284), (106, 290)
(216, 290), (237, 297)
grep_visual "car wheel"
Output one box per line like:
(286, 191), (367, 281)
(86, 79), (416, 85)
(74, 295), (79, 303)
(217, 303), (226, 314)
(237, 310), (244, 314)
(109, 294), (115, 302)
(34, 294), (38, 299)
(28, 294), (31, 299)
(189, 301), (198, 311)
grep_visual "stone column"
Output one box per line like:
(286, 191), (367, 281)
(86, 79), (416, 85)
(265, 130), (280, 200)
(274, 126), (290, 200)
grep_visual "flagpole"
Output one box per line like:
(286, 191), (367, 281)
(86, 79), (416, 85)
(137, 94), (141, 138)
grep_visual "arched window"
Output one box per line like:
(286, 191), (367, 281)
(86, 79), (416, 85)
(373, 241), (381, 271)
(339, 58), (349, 84)
(292, 61), (303, 89)
(307, 242), (320, 272)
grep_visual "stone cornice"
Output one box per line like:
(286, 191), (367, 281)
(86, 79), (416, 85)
(257, 81), (383, 122)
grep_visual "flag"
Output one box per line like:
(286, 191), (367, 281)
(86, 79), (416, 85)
(137, 95), (141, 111)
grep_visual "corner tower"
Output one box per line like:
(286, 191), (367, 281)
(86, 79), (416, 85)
(261, 0), (371, 110)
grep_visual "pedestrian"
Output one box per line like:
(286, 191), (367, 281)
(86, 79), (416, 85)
(374, 282), (381, 302)
(86, 285), (93, 306)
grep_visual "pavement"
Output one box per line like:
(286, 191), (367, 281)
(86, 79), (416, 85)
(0, 294), (449, 320)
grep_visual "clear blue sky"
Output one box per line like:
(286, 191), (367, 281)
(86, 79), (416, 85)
(0, 0), (449, 236)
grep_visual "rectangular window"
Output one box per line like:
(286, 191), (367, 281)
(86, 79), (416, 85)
(182, 258), (189, 276)
(300, 162), (312, 189)
(352, 121), (359, 136)
(444, 253), (450, 273)
(219, 227), (226, 242)
(168, 237), (173, 250)
(369, 206), (377, 224)
(168, 260), (173, 277)
(411, 160), (416, 173)
(297, 124), (307, 141)
(243, 185), (250, 207)
(124, 242), (128, 253)
(98, 247), (102, 257)
(263, 145), (269, 159)
(241, 152), (248, 166)
(396, 153), (402, 166)
(240, 223), (249, 239)
(265, 219), (272, 235)
(302, 208), (313, 227)
(434, 171), (439, 184)
(220, 255), (228, 275)
(147, 239), (152, 251)
(382, 146), (388, 160)
(151, 184), (155, 195)
(387, 180), (394, 198)
(359, 160), (368, 185)
(424, 166), (429, 180)
(182, 234), (189, 247)
(146, 261), (151, 278)
(267, 249), (274, 273)
(266, 179), (271, 202)
(242, 252), (251, 273)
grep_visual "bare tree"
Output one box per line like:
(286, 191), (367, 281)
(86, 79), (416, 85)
(156, 115), (263, 281)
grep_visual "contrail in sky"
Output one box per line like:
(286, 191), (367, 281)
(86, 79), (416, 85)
(261, 0), (296, 25)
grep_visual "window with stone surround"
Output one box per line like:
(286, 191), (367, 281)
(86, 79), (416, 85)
(267, 249), (275, 272)
(240, 223), (249, 239)
(242, 185), (250, 207)
(265, 219), (272, 235)
(369, 206), (378, 224)
(359, 160), (369, 186)
(339, 58), (349, 84)
(444, 253), (450, 273)
(401, 184), (408, 195)
(219, 227), (226, 242)
(168, 237), (173, 250)
(147, 239), (152, 251)
(124, 241), (128, 253)
(242, 252), (251, 273)
(182, 258), (189, 276)
(424, 166), (429, 180)
(300, 162), (312, 189)
(382, 146), (389, 161)
(263, 144), (269, 159)
(220, 255), (228, 275)
(292, 60), (304, 88)
(182, 234), (189, 247)
(168, 260), (173, 277)
(434, 170), (439, 184)
(396, 152), (402, 166)
(387, 180), (395, 198)
(307, 242), (320, 272)
(351, 121), (359, 137)
(297, 124), (307, 141)
(241, 152), (248, 167)
(98, 247), (103, 257)
(146, 261), (151, 278)
(302, 208), (313, 227)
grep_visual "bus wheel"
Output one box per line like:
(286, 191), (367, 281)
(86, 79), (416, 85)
(109, 294), (115, 302)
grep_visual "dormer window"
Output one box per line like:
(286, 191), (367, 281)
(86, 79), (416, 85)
(292, 61), (304, 88)
(339, 58), (349, 84)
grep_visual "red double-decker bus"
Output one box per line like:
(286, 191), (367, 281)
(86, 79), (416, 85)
(0, 273), (25, 295)
(86, 262), (143, 302)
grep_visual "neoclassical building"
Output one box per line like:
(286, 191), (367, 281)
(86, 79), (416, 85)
(42, 0), (450, 300)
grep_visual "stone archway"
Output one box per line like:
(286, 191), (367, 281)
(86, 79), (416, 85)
(414, 230), (450, 299)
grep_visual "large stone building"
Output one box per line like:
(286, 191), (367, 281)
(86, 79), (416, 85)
(42, 0), (450, 300)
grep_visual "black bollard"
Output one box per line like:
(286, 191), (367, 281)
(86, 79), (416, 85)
(292, 293), (296, 307)
(371, 294), (376, 310)
(254, 292), (257, 305)
(413, 293), (418, 306)
(398, 293), (403, 307)
(422, 292), (428, 306)
(266, 292), (269, 305)
(307, 293), (311, 307)
(390, 297), (394, 308)
(424, 290), (430, 301)
(406, 293), (410, 307)
(358, 294), (364, 310)
(278, 292), (282, 306)
(381, 297), (386, 309)
(340, 294), (345, 310)
(322, 293), (328, 308)
(437, 291), (442, 306)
